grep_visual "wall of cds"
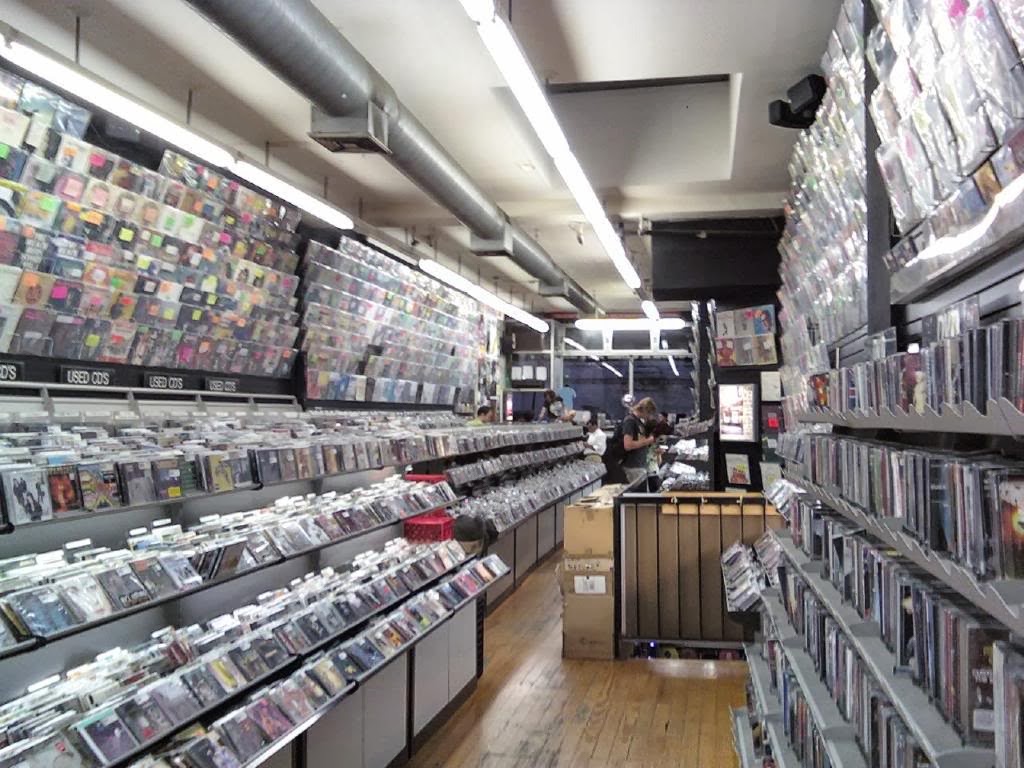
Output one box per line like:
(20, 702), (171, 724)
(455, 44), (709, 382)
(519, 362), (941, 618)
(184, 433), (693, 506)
(301, 238), (488, 408)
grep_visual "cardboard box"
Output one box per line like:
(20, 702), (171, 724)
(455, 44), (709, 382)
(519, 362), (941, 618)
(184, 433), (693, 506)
(559, 556), (614, 596)
(563, 593), (615, 659)
(564, 498), (615, 557)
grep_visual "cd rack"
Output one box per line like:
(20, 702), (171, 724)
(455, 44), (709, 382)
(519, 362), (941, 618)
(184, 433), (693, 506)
(730, 706), (757, 768)
(772, 529), (994, 768)
(782, 470), (1024, 639)
(760, 589), (868, 768)
(744, 643), (798, 768)
(791, 398), (1024, 438)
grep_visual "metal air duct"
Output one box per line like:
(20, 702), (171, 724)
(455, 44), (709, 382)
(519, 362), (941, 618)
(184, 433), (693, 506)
(185, 0), (600, 315)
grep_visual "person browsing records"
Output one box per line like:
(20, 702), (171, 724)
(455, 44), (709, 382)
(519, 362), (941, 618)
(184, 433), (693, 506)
(584, 419), (607, 462)
(537, 389), (565, 422)
(468, 405), (495, 426)
(620, 397), (659, 485)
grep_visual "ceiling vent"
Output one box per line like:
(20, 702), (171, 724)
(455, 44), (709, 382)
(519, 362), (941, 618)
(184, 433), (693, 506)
(309, 103), (390, 153)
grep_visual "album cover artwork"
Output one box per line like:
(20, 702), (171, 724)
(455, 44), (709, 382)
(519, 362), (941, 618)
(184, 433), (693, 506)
(151, 457), (183, 501)
(75, 709), (139, 764)
(118, 460), (156, 506)
(46, 464), (81, 516)
(48, 314), (87, 359)
(146, 677), (201, 725)
(159, 553), (203, 590)
(2, 466), (53, 524)
(245, 698), (292, 741)
(19, 733), (90, 768)
(129, 557), (179, 599)
(183, 735), (241, 768)
(181, 664), (226, 708)
(269, 678), (315, 724)
(215, 711), (268, 762)
(207, 653), (246, 693)
(308, 657), (347, 696)
(57, 573), (114, 623)
(12, 307), (55, 356)
(3, 585), (80, 636)
(95, 565), (151, 610)
(114, 694), (174, 744)
(227, 644), (271, 681)
(204, 453), (235, 493)
(998, 473), (1024, 580)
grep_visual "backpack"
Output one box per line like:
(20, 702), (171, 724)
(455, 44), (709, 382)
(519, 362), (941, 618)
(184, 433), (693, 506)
(604, 420), (627, 465)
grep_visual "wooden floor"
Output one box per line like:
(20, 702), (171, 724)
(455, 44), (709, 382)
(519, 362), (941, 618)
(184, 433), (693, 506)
(408, 556), (748, 768)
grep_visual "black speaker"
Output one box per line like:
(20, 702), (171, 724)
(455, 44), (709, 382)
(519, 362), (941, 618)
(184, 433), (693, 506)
(788, 74), (827, 114)
(769, 100), (815, 130)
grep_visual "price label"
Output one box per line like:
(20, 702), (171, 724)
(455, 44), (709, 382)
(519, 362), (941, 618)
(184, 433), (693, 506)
(205, 377), (239, 394)
(60, 366), (117, 387)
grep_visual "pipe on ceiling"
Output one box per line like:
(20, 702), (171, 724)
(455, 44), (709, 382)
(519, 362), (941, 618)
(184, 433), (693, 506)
(185, 0), (600, 315)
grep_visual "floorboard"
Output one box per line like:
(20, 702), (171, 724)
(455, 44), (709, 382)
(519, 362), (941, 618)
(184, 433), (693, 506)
(408, 556), (747, 768)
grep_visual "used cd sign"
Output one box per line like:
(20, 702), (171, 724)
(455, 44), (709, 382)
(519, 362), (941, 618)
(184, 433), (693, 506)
(61, 366), (117, 387)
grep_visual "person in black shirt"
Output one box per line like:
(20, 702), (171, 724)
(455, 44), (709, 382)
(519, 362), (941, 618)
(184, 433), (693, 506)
(652, 412), (673, 438)
(620, 397), (659, 485)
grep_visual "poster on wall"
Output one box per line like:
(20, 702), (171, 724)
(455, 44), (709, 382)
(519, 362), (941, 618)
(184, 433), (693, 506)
(715, 305), (777, 367)
(719, 383), (758, 443)
(725, 454), (752, 485)
(760, 371), (782, 401)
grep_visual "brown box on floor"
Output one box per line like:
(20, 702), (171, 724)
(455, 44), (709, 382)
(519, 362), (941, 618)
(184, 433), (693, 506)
(563, 593), (615, 660)
(559, 556), (614, 596)
(564, 497), (615, 557)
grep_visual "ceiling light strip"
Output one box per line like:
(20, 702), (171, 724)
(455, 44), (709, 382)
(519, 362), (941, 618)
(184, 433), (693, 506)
(0, 27), (355, 231)
(641, 300), (660, 321)
(459, 2), (642, 290)
(574, 318), (686, 331)
(419, 258), (549, 333)
(601, 362), (624, 378)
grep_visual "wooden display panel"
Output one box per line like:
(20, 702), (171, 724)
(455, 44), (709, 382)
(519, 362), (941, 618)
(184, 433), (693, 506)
(636, 502), (660, 638)
(698, 501), (724, 641)
(720, 501), (745, 641)
(657, 504), (681, 639)
(676, 501), (702, 640)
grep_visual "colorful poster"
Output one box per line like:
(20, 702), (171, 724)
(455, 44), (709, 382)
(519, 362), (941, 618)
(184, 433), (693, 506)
(725, 454), (752, 486)
(715, 304), (777, 367)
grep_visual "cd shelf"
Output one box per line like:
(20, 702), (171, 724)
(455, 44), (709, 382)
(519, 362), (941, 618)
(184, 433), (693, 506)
(782, 470), (1024, 638)
(791, 398), (1024, 437)
(743, 643), (800, 768)
(730, 707), (757, 768)
(3, 496), (462, 656)
(101, 552), (480, 768)
(445, 442), (585, 489)
(772, 530), (995, 768)
(760, 588), (867, 768)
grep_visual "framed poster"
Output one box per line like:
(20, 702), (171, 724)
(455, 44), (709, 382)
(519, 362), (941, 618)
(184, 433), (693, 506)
(719, 383), (758, 443)
(725, 454), (752, 485)
(715, 305), (777, 367)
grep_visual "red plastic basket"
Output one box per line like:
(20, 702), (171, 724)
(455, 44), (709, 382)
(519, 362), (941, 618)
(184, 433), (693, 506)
(403, 473), (447, 484)
(404, 511), (455, 542)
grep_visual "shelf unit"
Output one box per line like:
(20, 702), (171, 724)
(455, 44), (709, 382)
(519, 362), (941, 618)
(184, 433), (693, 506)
(772, 530), (995, 768)
(730, 707), (757, 768)
(760, 588), (867, 768)
(791, 398), (1024, 438)
(783, 470), (1024, 638)
(743, 643), (799, 768)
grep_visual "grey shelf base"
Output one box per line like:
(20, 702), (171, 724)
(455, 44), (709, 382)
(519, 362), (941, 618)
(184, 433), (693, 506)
(784, 471), (1024, 638)
(760, 588), (867, 768)
(774, 530), (995, 768)
(792, 398), (1024, 438)
(743, 643), (779, 718)
(730, 707), (757, 768)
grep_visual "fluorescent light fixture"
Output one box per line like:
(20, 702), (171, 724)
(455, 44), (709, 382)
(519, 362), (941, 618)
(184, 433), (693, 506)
(564, 338), (586, 351)
(641, 300), (659, 321)
(668, 356), (680, 377)
(419, 258), (550, 333)
(574, 318), (686, 331)
(461, 7), (641, 290)
(0, 35), (234, 169)
(233, 160), (354, 230)
(602, 362), (623, 378)
(907, 343), (920, 354)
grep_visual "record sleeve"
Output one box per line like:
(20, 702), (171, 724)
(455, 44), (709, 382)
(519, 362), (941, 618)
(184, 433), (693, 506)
(227, 643), (271, 681)
(269, 679), (315, 725)
(307, 657), (347, 696)
(95, 564), (151, 610)
(291, 671), (330, 710)
(207, 652), (246, 693)
(249, 632), (290, 670)
(46, 464), (82, 516)
(19, 733), (89, 768)
(118, 460), (156, 506)
(74, 708), (139, 764)
(331, 650), (363, 682)
(131, 556), (185, 600)
(245, 698), (292, 741)
(49, 313), (87, 359)
(145, 676), (201, 725)
(1, 465), (53, 524)
(182, 735), (241, 768)
(56, 572), (115, 623)
(151, 457), (183, 500)
(204, 452), (235, 493)
(159, 553), (203, 590)
(114, 693), (174, 744)
(997, 472), (1024, 579)
(214, 711), (268, 763)
(2, 584), (80, 637)
(181, 664), (227, 708)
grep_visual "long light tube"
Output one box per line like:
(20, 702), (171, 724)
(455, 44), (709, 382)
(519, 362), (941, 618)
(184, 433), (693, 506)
(641, 300), (660, 321)
(564, 336), (601, 361)
(575, 318), (686, 331)
(0, 35), (234, 169)
(668, 356), (680, 376)
(233, 160), (354, 230)
(602, 362), (623, 378)
(1, 29), (358, 232)
(460, 2), (642, 290)
(419, 258), (550, 333)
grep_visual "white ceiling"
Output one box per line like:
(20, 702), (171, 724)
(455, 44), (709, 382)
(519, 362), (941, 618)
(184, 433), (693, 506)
(1, 0), (841, 312)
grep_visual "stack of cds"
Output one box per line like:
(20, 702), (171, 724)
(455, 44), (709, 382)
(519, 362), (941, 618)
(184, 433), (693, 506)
(444, 441), (585, 487)
(300, 238), (485, 405)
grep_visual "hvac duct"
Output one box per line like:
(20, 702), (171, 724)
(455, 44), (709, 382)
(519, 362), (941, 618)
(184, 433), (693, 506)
(185, 0), (599, 315)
